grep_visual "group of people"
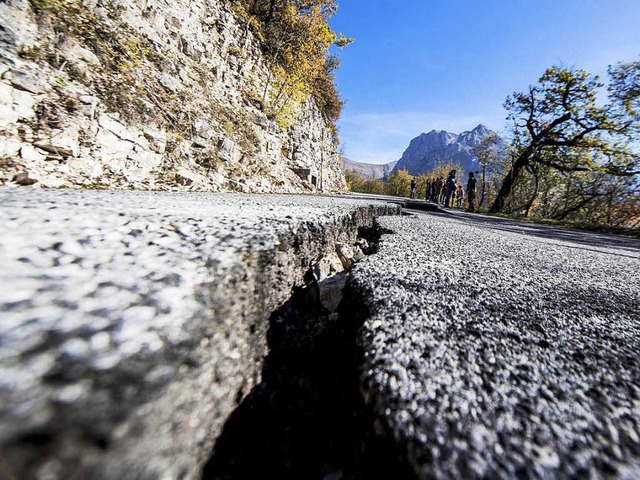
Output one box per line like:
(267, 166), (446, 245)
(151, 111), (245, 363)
(410, 170), (477, 212)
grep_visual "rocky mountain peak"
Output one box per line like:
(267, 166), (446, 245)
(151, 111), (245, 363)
(392, 124), (501, 176)
(412, 130), (458, 148)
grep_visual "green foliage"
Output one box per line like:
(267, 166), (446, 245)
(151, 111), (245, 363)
(423, 162), (464, 185)
(232, 0), (351, 127)
(29, 0), (64, 13)
(345, 169), (365, 191)
(363, 177), (385, 195)
(53, 75), (67, 87)
(609, 59), (640, 120)
(415, 174), (428, 199)
(334, 32), (354, 48)
(344, 169), (384, 194)
(491, 64), (640, 216)
(384, 169), (412, 197)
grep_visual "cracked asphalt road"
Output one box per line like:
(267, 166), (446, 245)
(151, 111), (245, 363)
(352, 209), (640, 479)
(0, 188), (398, 479)
(2, 188), (639, 479)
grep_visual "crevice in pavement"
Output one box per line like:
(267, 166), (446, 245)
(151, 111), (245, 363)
(201, 223), (415, 480)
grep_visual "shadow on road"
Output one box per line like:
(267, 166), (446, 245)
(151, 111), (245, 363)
(201, 232), (415, 479)
(431, 210), (640, 257)
(329, 193), (638, 256)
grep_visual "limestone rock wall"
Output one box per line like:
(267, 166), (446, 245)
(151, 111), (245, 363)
(0, 0), (346, 192)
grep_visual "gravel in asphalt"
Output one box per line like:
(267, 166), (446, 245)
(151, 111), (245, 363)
(352, 210), (640, 479)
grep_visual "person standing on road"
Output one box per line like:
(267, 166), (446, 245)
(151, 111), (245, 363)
(466, 172), (477, 213)
(456, 184), (464, 208)
(445, 170), (456, 207)
(434, 177), (443, 203)
(410, 176), (417, 199)
(425, 178), (431, 201)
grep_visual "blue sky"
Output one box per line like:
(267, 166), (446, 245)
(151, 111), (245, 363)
(329, 1), (640, 164)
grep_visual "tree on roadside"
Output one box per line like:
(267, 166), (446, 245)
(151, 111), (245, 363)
(344, 169), (384, 194)
(534, 169), (640, 227)
(471, 133), (501, 207)
(426, 162), (464, 185)
(361, 177), (385, 194)
(416, 174), (430, 200)
(232, 0), (353, 128)
(490, 65), (640, 213)
(384, 169), (412, 197)
(344, 169), (365, 192)
(608, 58), (640, 126)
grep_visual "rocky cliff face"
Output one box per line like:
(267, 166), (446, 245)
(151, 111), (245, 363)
(0, 0), (346, 192)
(392, 124), (501, 176)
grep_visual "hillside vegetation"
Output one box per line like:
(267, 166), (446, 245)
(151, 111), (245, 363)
(231, 0), (352, 131)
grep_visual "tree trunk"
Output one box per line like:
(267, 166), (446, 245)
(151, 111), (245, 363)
(261, 68), (273, 108)
(523, 170), (539, 217)
(479, 164), (486, 207)
(489, 150), (531, 213)
(606, 192), (614, 227)
(246, 0), (256, 15)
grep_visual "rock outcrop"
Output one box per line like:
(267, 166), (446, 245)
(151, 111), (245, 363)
(0, 0), (346, 192)
(392, 124), (502, 176)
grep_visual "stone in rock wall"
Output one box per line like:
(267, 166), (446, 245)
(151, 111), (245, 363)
(0, 0), (38, 50)
(143, 129), (167, 154)
(0, 80), (39, 127)
(33, 128), (80, 158)
(217, 136), (240, 164)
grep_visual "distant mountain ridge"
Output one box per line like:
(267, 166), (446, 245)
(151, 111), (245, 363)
(392, 124), (502, 176)
(342, 158), (397, 180)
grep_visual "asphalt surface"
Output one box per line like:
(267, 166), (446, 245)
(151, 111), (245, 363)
(338, 192), (443, 214)
(0, 189), (391, 396)
(2, 188), (639, 479)
(0, 188), (399, 479)
(352, 209), (640, 479)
